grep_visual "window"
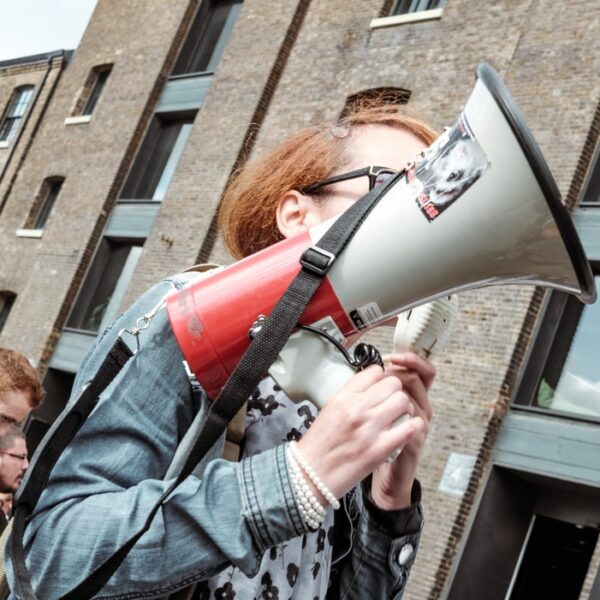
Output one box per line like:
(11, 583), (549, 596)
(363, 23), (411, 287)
(507, 515), (597, 600)
(391, 0), (446, 14)
(0, 292), (16, 334)
(0, 86), (34, 143)
(173, 0), (242, 76)
(81, 65), (112, 116)
(120, 117), (193, 201)
(448, 467), (600, 600)
(514, 273), (600, 420)
(30, 178), (64, 230)
(340, 87), (411, 118)
(67, 240), (143, 333)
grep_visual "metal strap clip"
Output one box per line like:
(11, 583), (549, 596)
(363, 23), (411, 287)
(300, 246), (336, 277)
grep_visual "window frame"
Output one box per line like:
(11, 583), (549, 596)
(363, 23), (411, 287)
(391, 0), (446, 15)
(0, 85), (34, 143)
(512, 263), (600, 425)
(119, 114), (194, 202)
(172, 0), (242, 77)
(28, 177), (64, 230)
(66, 238), (144, 334)
(80, 65), (112, 117)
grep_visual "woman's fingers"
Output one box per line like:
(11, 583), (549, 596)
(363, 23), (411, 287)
(296, 353), (435, 502)
(370, 389), (414, 424)
(394, 369), (432, 421)
(340, 363), (386, 393)
(388, 352), (436, 390)
(377, 414), (426, 456)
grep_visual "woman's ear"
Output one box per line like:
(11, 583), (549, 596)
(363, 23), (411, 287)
(276, 190), (315, 238)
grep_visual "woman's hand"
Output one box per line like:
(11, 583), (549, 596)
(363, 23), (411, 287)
(296, 359), (430, 506)
(371, 352), (435, 509)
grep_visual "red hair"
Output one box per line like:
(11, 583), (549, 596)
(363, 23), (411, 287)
(0, 348), (45, 408)
(219, 105), (437, 259)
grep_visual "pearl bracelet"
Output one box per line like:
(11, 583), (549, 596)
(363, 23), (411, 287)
(287, 448), (326, 529)
(288, 441), (340, 510)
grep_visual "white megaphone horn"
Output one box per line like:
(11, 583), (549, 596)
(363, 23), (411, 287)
(167, 62), (596, 408)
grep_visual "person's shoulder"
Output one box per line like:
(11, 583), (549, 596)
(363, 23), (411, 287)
(136, 265), (222, 305)
(163, 264), (223, 291)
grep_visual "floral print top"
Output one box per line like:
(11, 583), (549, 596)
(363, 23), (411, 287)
(198, 377), (335, 599)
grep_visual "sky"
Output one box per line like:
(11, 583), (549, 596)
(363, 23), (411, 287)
(0, 0), (98, 62)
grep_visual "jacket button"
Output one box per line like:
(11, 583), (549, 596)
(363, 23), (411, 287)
(398, 543), (414, 566)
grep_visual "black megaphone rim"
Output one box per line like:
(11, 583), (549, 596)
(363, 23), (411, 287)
(476, 62), (596, 304)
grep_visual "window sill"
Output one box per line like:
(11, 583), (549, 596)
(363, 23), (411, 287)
(370, 7), (444, 29)
(510, 404), (600, 427)
(16, 228), (43, 238)
(64, 115), (92, 126)
(0, 141), (9, 149)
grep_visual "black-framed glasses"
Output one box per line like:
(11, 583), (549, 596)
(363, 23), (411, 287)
(0, 450), (28, 462)
(301, 165), (399, 194)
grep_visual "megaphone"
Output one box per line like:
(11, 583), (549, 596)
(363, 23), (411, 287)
(167, 62), (596, 406)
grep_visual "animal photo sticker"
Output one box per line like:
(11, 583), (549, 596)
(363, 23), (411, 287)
(407, 115), (490, 222)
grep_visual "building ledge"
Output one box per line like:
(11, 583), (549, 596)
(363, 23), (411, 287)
(370, 8), (444, 30)
(16, 228), (43, 238)
(64, 115), (92, 126)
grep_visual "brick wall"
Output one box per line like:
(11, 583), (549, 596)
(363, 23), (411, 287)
(0, 0), (191, 362)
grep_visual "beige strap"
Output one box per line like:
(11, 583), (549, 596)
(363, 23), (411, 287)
(0, 519), (14, 600)
(181, 263), (221, 274)
(222, 403), (248, 462)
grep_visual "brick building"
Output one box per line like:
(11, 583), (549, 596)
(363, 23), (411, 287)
(0, 1), (599, 598)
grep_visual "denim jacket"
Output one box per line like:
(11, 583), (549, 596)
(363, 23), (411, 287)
(6, 273), (422, 599)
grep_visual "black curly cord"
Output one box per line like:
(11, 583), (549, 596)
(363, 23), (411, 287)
(297, 324), (383, 369)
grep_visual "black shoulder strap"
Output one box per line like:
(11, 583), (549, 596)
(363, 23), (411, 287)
(10, 175), (398, 599)
(11, 337), (134, 599)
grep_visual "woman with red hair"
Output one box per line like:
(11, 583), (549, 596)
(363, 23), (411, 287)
(10, 105), (437, 600)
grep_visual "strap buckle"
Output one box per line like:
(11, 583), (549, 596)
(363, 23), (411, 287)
(300, 246), (336, 277)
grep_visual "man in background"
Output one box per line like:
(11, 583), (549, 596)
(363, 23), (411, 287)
(0, 348), (43, 534)
(0, 425), (28, 532)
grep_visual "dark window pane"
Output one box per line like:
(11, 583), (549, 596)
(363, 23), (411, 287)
(120, 118), (192, 201)
(67, 241), (143, 333)
(173, 0), (242, 76)
(0, 292), (16, 333)
(509, 515), (597, 600)
(0, 86), (34, 142)
(392, 0), (446, 14)
(33, 179), (63, 229)
(82, 68), (111, 116)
